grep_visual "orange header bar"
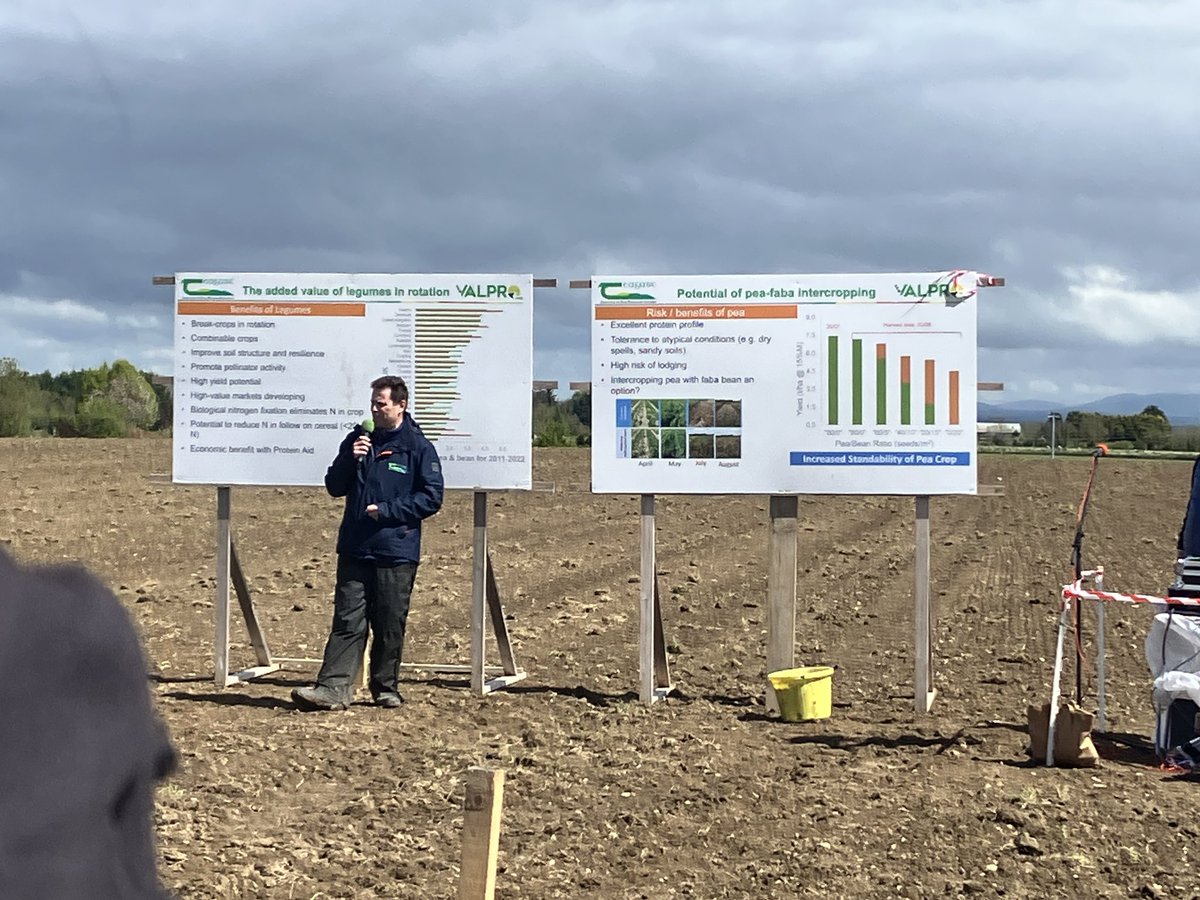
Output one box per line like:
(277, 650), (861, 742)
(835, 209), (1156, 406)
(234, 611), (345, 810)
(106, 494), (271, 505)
(178, 301), (365, 317)
(595, 304), (796, 320)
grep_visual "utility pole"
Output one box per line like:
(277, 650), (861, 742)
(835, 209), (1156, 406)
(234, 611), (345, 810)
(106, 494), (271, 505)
(1048, 412), (1062, 459)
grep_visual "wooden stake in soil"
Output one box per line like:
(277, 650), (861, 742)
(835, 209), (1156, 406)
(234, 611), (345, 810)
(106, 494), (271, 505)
(459, 767), (505, 900)
(766, 495), (799, 713)
(914, 495), (936, 713)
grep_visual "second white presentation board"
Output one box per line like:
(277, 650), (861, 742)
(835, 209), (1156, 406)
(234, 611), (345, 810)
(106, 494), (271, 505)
(591, 272), (979, 495)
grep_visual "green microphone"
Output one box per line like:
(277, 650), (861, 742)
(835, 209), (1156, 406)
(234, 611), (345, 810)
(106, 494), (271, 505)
(358, 417), (374, 470)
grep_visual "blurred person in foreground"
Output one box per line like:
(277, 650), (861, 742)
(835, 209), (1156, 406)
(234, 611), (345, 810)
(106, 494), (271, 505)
(0, 548), (177, 899)
(293, 374), (444, 711)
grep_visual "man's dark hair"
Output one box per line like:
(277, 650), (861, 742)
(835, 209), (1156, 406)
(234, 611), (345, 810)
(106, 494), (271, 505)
(370, 375), (408, 405)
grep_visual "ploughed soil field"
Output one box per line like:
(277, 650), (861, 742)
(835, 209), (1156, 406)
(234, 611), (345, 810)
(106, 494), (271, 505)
(7, 438), (1200, 899)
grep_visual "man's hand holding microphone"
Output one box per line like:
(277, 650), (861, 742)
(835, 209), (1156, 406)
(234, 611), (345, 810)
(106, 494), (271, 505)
(355, 418), (381, 520)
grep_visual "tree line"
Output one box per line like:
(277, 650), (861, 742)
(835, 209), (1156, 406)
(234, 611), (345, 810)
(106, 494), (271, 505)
(1061, 406), (1173, 450)
(532, 388), (591, 446)
(983, 405), (1194, 451)
(3, 359), (1189, 452)
(0, 357), (170, 437)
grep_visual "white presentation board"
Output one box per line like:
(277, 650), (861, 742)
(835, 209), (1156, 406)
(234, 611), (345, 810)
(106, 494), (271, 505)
(591, 272), (979, 495)
(173, 273), (532, 489)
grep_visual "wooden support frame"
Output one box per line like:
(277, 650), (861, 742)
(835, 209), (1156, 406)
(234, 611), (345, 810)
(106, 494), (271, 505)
(766, 496), (799, 712)
(760, 494), (950, 716)
(639, 495), (674, 704)
(209, 487), (525, 695)
(214, 487), (279, 687)
(464, 490), (527, 695)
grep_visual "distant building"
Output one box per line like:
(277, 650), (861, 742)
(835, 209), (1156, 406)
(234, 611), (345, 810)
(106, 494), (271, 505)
(977, 422), (1021, 444)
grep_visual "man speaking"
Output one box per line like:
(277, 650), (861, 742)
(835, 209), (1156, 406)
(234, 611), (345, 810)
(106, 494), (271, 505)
(293, 375), (444, 711)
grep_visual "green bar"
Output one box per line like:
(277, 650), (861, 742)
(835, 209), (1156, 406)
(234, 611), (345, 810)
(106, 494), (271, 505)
(827, 335), (838, 425)
(852, 339), (862, 425)
(876, 347), (886, 425)
(925, 403), (935, 425)
(901, 383), (911, 425)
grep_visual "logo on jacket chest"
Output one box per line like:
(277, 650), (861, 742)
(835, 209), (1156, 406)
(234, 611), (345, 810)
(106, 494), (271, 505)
(387, 462), (408, 474)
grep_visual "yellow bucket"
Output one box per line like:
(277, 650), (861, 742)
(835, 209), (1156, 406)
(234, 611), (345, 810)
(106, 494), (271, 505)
(768, 666), (834, 722)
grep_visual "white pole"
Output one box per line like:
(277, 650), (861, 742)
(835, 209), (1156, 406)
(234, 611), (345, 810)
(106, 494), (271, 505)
(767, 495), (798, 713)
(639, 494), (656, 705)
(1047, 597), (1072, 767)
(471, 492), (487, 695)
(1096, 570), (1107, 732)
(914, 496), (934, 713)
(214, 486), (232, 688)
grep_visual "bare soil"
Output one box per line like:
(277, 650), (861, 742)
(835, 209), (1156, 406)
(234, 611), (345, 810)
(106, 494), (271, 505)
(5, 439), (1200, 899)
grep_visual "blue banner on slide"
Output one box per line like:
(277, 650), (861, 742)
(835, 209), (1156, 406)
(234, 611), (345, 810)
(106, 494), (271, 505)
(615, 399), (632, 428)
(789, 451), (972, 466)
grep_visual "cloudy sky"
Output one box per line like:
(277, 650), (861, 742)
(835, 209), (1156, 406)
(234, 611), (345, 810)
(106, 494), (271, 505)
(1, 0), (1197, 404)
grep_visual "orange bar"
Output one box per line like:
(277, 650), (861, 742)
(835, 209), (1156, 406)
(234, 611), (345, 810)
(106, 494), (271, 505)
(924, 360), (935, 406)
(900, 355), (910, 383)
(949, 370), (960, 425)
(594, 304), (797, 320)
(876, 343), (885, 361)
(177, 300), (365, 316)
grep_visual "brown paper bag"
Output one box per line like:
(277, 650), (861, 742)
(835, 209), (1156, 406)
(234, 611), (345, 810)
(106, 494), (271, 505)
(1027, 702), (1099, 767)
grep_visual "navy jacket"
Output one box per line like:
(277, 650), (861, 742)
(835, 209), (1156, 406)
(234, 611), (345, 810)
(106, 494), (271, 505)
(325, 415), (444, 563)
(1180, 456), (1200, 557)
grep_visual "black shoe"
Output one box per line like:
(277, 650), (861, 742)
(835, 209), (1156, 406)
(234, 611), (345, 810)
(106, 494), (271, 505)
(373, 691), (404, 709)
(292, 684), (350, 711)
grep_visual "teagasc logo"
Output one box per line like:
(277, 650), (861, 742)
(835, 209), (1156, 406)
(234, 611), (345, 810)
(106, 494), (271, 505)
(456, 284), (523, 299)
(181, 278), (234, 298)
(599, 281), (656, 301)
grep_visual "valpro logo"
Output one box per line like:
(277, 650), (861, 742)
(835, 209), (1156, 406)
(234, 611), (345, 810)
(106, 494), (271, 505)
(456, 284), (522, 299)
(946, 270), (977, 301)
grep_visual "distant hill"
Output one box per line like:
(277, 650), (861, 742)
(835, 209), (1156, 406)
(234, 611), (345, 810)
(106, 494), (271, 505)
(979, 393), (1200, 425)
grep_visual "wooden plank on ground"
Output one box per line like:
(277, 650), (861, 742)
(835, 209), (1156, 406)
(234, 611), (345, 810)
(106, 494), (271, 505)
(459, 767), (506, 900)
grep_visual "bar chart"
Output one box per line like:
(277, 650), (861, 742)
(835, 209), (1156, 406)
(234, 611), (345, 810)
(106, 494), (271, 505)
(412, 307), (501, 439)
(823, 329), (966, 429)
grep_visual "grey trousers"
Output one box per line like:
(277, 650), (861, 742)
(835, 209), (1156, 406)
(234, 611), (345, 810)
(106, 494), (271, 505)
(315, 556), (416, 700)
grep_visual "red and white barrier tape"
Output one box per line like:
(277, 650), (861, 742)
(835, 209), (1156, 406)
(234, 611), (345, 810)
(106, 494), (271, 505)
(1062, 583), (1200, 607)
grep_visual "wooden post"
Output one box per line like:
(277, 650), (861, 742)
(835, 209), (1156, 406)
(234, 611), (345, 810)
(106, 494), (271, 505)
(767, 495), (799, 712)
(471, 491), (488, 695)
(914, 495), (936, 713)
(652, 577), (671, 690)
(486, 556), (518, 676)
(214, 487), (232, 687)
(459, 767), (505, 900)
(230, 544), (272, 667)
(640, 494), (656, 704)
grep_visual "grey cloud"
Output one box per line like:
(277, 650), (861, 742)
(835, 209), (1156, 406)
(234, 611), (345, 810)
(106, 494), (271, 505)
(0, 0), (1197, 401)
